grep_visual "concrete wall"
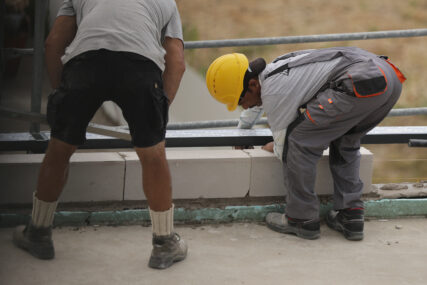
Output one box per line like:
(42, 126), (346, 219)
(0, 148), (373, 204)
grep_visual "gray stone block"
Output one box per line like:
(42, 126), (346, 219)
(246, 147), (373, 197)
(122, 150), (251, 200)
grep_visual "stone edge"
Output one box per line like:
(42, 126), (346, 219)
(1, 199), (426, 228)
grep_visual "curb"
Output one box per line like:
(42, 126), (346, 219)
(1, 199), (426, 228)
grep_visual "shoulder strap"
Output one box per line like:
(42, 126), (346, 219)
(265, 63), (289, 79)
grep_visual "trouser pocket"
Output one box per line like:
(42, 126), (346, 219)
(306, 88), (356, 127)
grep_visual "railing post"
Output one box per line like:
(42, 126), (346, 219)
(30, 0), (49, 135)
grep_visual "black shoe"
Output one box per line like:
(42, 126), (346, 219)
(265, 212), (320, 240)
(149, 232), (187, 269)
(13, 223), (55, 259)
(326, 208), (364, 241)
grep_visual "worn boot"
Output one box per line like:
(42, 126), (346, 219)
(148, 232), (187, 269)
(325, 208), (364, 241)
(265, 212), (320, 240)
(13, 223), (55, 259)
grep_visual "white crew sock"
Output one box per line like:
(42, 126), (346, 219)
(31, 192), (58, 228)
(149, 204), (174, 236)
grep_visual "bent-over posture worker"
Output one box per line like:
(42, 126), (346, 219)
(13, 0), (187, 269)
(206, 47), (405, 240)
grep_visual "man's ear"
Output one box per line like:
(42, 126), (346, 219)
(248, 78), (259, 89)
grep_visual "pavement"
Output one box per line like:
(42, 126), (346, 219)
(1, 218), (427, 285)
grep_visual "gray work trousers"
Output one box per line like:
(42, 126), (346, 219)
(283, 58), (403, 220)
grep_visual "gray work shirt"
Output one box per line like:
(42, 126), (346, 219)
(57, 0), (183, 71)
(239, 53), (341, 160)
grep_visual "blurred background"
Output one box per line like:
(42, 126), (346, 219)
(176, 0), (427, 183)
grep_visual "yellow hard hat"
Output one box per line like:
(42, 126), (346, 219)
(206, 53), (249, 111)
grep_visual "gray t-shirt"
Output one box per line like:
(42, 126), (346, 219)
(57, 0), (183, 71)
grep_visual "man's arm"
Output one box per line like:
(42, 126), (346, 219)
(162, 37), (185, 105)
(45, 15), (77, 89)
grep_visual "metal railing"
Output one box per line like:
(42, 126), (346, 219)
(1, 1), (427, 140)
(166, 108), (427, 130)
(184, 29), (427, 49)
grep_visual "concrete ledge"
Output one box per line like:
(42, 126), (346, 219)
(245, 147), (373, 196)
(1, 199), (426, 227)
(1, 147), (372, 204)
(122, 150), (251, 200)
(0, 153), (125, 204)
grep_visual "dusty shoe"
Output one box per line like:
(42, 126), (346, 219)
(148, 232), (187, 269)
(13, 223), (55, 259)
(326, 208), (364, 241)
(265, 212), (320, 240)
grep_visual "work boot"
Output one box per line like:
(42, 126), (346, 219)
(325, 208), (364, 241)
(13, 223), (55, 259)
(148, 232), (187, 269)
(265, 212), (320, 240)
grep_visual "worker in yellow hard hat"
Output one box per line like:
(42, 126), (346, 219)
(206, 47), (405, 241)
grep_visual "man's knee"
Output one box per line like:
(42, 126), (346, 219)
(45, 138), (77, 161)
(135, 141), (167, 164)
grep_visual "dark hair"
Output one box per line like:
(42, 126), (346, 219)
(240, 58), (266, 98)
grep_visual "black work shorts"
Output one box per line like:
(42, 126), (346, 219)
(48, 49), (169, 147)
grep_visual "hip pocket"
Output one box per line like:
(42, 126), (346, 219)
(306, 88), (355, 126)
(151, 81), (169, 131)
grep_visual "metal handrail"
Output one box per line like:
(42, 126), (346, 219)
(5, 29), (427, 57)
(3, 106), (426, 131)
(185, 29), (427, 49)
(166, 107), (427, 130)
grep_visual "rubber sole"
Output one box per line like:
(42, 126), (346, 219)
(148, 252), (187, 269)
(266, 222), (320, 240)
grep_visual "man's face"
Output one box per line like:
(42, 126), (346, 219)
(238, 79), (262, 109)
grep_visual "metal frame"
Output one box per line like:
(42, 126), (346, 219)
(30, 0), (48, 134)
(1, 126), (427, 153)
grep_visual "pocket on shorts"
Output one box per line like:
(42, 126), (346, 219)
(151, 81), (169, 131)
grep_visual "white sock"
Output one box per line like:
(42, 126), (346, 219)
(149, 204), (174, 236)
(31, 192), (58, 228)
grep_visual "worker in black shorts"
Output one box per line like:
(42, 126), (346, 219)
(13, 0), (186, 270)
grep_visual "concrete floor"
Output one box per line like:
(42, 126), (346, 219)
(1, 218), (427, 285)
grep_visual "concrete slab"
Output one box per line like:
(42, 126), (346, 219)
(246, 147), (373, 196)
(60, 153), (125, 202)
(0, 153), (125, 204)
(0, 154), (45, 204)
(1, 218), (426, 285)
(122, 150), (251, 200)
(244, 149), (285, 197)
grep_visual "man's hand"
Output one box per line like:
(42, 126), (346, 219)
(261, 141), (274, 153)
(233, 146), (255, 150)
